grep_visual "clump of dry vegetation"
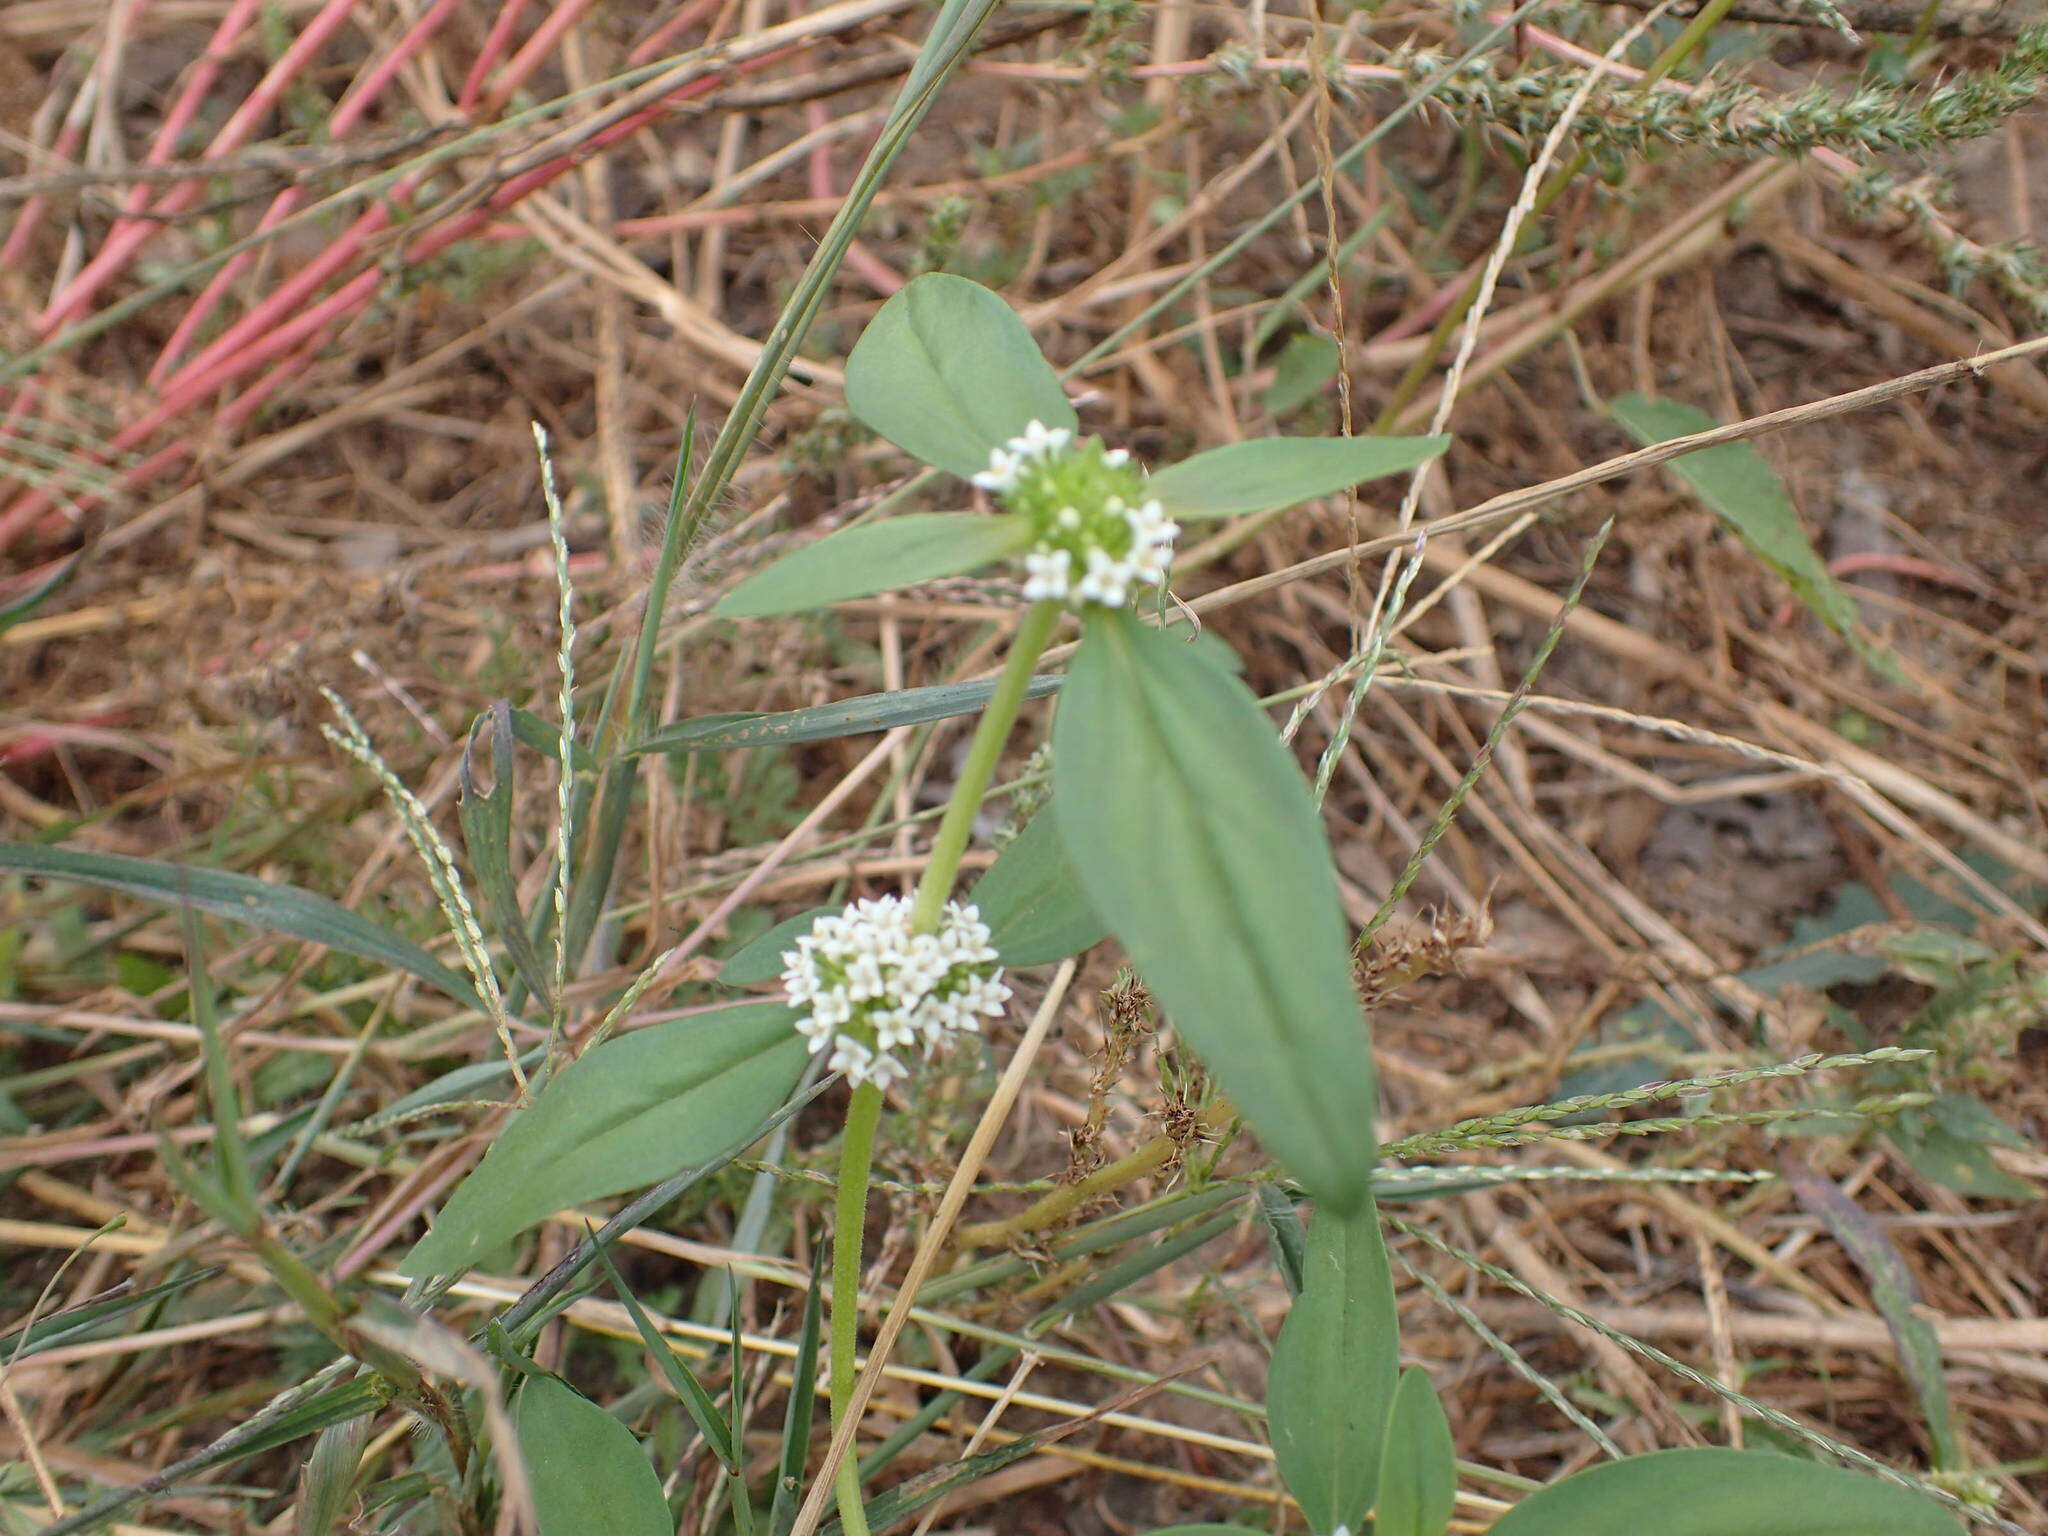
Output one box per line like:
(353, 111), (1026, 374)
(1, 1), (2045, 1533)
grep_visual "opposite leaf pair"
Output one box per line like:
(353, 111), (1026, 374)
(724, 272), (1452, 1213)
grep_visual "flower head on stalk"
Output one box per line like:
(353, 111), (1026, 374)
(971, 421), (1178, 610)
(780, 895), (1011, 1089)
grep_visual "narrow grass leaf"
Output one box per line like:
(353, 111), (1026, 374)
(459, 704), (553, 1005)
(514, 1374), (673, 1536)
(1609, 395), (1861, 639)
(1267, 1199), (1400, 1532)
(770, 1249), (826, 1536)
(1780, 1153), (1959, 1467)
(636, 673), (1062, 755)
(1051, 610), (1376, 1207)
(1374, 1368), (1459, 1536)
(844, 272), (1076, 478)
(0, 842), (482, 1010)
(716, 512), (1030, 618)
(1487, 1448), (1962, 1536)
(0, 553), (79, 634)
(401, 1003), (806, 1276)
(1145, 434), (1450, 520)
(507, 706), (601, 772)
(721, 907), (835, 986)
(592, 1236), (737, 1470)
(971, 813), (1106, 967)
(0, 1270), (218, 1359)
(295, 1417), (369, 1536)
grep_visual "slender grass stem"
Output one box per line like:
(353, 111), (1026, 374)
(908, 600), (1062, 934)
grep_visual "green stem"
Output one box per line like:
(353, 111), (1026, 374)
(908, 600), (1063, 934)
(823, 599), (1059, 1534)
(828, 1081), (884, 1536)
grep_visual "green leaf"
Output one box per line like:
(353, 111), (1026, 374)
(1050, 611), (1377, 1208)
(401, 1003), (806, 1276)
(636, 673), (1063, 755)
(0, 842), (483, 1009)
(970, 814), (1106, 967)
(1609, 395), (1863, 642)
(1261, 332), (1341, 416)
(716, 513), (1030, 618)
(592, 1238), (737, 1471)
(844, 272), (1076, 478)
(719, 907), (833, 986)
(1780, 1153), (1960, 1468)
(770, 1250), (827, 1536)
(1374, 1368), (1458, 1536)
(459, 704), (553, 1005)
(1487, 1449), (1961, 1536)
(1266, 1200), (1400, 1531)
(1145, 434), (1450, 520)
(514, 1374), (673, 1536)
(296, 1418), (369, 1536)
(1891, 1094), (2040, 1201)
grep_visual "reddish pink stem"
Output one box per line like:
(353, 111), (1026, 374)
(153, 0), (469, 381)
(37, 0), (358, 331)
(0, 54), (794, 550)
(0, 102), (91, 273)
(629, 0), (728, 65)
(480, 0), (607, 120)
(806, 96), (901, 295)
(459, 0), (541, 114)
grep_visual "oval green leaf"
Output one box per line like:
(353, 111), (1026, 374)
(0, 842), (482, 1009)
(634, 673), (1063, 755)
(844, 272), (1077, 479)
(1145, 434), (1450, 520)
(1267, 1200), (1400, 1531)
(401, 1002), (806, 1276)
(716, 512), (1030, 618)
(1050, 610), (1377, 1208)
(1375, 1367), (1458, 1536)
(719, 906), (833, 986)
(1489, 1448), (1961, 1536)
(971, 813), (1107, 968)
(515, 1374), (673, 1536)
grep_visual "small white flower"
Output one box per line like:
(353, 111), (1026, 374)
(971, 447), (1020, 494)
(780, 894), (1010, 1089)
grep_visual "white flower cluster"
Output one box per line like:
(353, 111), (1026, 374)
(970, 419), (1179, 610)
(970, 418), (1076, 495)
(1019, 495), (1176, 607)
(780, 895), (1010, 1090)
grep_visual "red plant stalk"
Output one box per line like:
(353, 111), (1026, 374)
(459, 0), (542, 114)
(152, 0), (471, 381)
(806, 95), (901, 296)
(479, 0), (609, 120)
(628, 0), (729, 66)
(0, 79), (96, 273)
(0, 51), (799, 549)
(37, 0), (362, 331)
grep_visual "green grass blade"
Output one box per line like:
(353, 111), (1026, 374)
(0, 842), (483, 1009)
(635, 674), (1062, 755)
